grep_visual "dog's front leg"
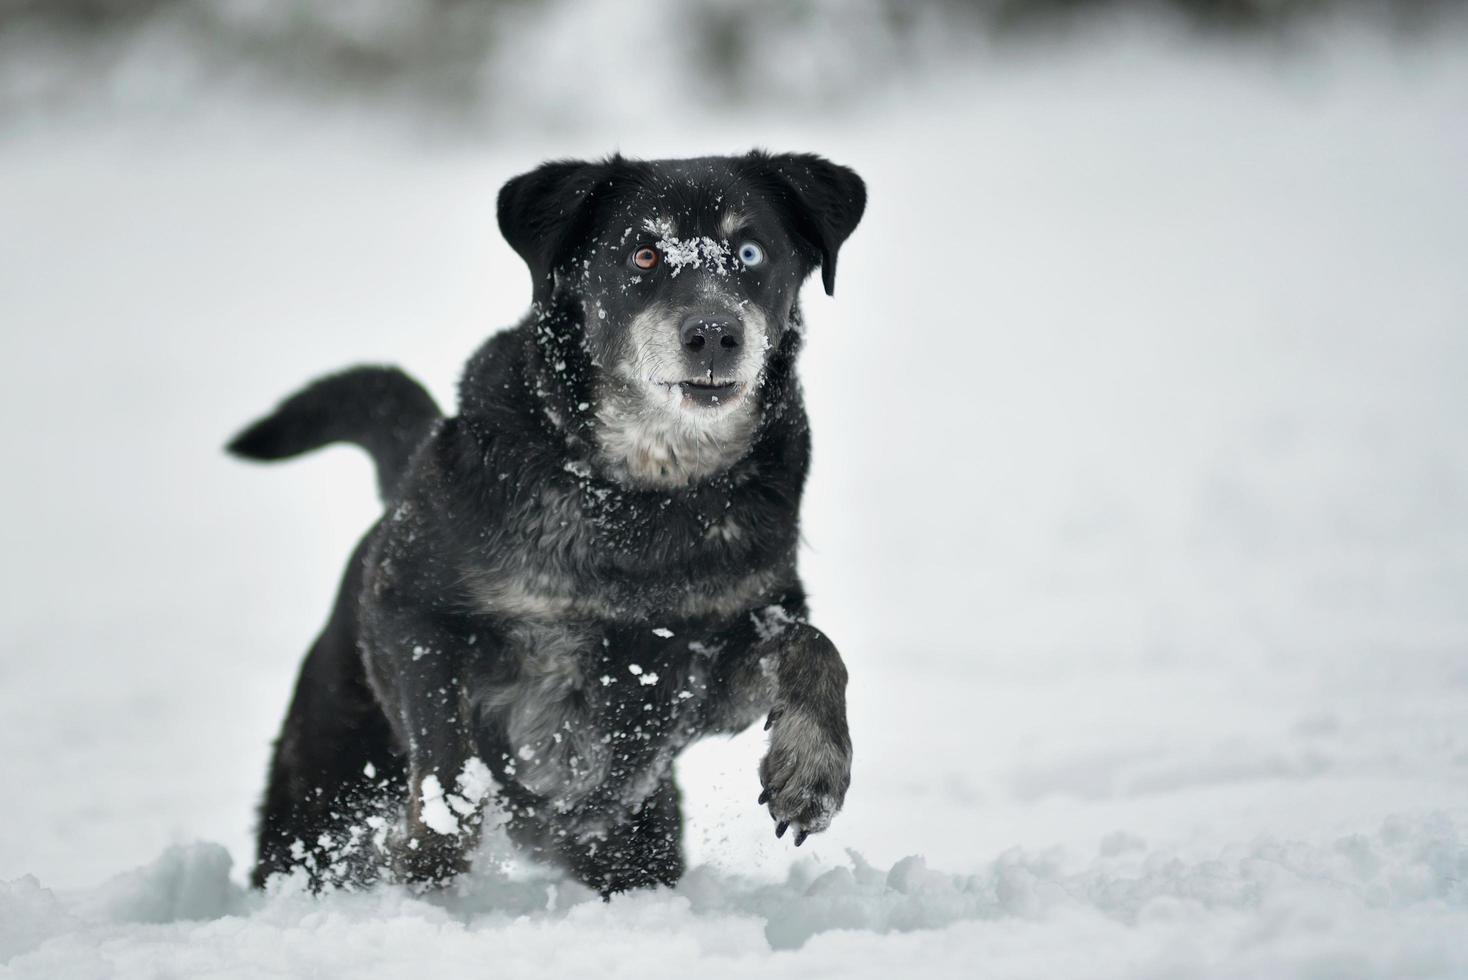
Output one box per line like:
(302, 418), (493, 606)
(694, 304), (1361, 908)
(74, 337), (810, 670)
(367, 618), (493, 887)
(752, 615), (853, 847)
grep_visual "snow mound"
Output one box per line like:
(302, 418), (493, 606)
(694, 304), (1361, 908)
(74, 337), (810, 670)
(3, 815), (1466, 977)
(0, 876), (74, 962)
(74, 842), (246, 926)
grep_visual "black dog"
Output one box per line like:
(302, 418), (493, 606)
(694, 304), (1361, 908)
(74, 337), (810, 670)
(229, 151), (866, 895)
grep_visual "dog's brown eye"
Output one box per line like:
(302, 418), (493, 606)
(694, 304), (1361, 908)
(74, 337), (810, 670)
(632, 247), (660, 271)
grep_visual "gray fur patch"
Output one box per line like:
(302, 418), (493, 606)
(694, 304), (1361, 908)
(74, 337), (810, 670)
(719, 210), (753, 238)
(465, 564), (783, 624)
(472, 623), (610, 809)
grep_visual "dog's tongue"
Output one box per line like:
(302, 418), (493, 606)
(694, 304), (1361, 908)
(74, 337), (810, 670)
(680, 382), (739, 408)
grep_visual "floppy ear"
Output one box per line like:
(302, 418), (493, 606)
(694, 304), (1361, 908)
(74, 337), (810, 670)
(497, 159), (607, 299)
(754, 152), (867, 296)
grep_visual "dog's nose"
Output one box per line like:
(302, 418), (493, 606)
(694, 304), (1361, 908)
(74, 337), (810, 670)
(679, 314), (743, 356)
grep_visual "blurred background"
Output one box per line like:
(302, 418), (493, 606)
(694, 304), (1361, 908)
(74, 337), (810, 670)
(0, 0), (1460, 124)
(2, 0), (1467, 973)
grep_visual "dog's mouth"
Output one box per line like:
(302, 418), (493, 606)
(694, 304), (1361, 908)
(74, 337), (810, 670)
(654, 378), (746, 410)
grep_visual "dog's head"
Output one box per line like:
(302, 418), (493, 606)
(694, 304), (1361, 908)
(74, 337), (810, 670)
(497, 152), (865, 488)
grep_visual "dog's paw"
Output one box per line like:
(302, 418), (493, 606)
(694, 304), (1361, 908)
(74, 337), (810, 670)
(757, 706), (851, 846)
(389, 831), (471, 889)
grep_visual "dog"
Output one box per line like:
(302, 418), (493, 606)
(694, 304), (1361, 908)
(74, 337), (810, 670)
(229, 151), (866, 895)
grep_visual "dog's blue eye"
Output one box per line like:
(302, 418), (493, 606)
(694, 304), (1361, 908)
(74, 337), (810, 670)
(737, 242), (765, 267)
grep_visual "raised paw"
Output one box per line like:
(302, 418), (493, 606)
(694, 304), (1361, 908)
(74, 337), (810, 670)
(757, 705), (851, 846)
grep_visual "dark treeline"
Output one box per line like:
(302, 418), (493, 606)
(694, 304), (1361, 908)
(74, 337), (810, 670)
(0, 0), (1458, 115)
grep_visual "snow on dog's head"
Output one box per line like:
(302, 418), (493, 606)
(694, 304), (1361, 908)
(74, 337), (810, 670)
(496, 152), (865, 488)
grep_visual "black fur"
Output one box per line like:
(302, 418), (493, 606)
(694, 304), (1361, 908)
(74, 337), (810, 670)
(231, 151), (865, 894)
(228, 366), (440, 501)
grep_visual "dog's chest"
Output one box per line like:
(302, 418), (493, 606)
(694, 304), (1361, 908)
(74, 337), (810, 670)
(473, 621), (728, 816)
(465, 465), (790, 624)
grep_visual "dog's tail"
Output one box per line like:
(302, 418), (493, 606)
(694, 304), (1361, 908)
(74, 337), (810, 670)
(227, 366), (442, 502)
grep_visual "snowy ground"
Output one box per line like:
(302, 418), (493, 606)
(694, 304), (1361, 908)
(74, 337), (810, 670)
(3, 25), (1468, 979)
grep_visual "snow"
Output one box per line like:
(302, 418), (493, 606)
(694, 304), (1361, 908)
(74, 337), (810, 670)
(4, 20), (1468, 980)
(655, 235), (734, 277)
(415, 760), (500, 839)
(418, 776), (460, 837)
(4, 819), (1468, 976)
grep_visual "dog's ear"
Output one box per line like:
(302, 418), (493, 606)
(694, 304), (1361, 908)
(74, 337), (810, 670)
(497, 159), (608, 299)
(749, 152), (866, 296)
